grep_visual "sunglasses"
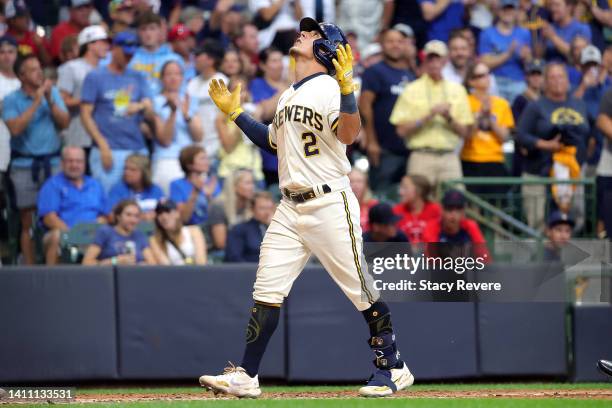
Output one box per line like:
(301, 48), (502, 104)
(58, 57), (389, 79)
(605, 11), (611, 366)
(471, 71), (489, 79)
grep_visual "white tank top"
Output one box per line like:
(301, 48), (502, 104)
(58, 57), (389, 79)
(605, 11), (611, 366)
(165, 227), (195, 265)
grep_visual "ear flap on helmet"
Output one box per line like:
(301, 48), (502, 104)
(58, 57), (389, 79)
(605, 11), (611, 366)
(313, 37), (337, 75)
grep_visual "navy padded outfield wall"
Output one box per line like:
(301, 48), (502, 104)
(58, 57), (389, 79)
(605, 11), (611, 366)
(116, 265), (285, 379)
(1, 265), (611, 382)
(0, 266), (118, 382)
(286, 266), (479, 381)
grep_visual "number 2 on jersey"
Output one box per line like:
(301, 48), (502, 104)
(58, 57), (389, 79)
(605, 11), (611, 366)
(301, 132), (320, 157)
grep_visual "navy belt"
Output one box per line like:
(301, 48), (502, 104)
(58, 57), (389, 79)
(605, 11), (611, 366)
(282, 184), (331, 203)
(11, 150), (60, 183)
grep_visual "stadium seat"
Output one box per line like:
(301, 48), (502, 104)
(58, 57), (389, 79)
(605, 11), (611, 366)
(60, 222), (102, 264)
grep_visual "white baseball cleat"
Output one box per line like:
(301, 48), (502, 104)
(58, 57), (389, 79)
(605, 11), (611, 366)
(199, 362), (262, 398)
(359, 361), (414, 397)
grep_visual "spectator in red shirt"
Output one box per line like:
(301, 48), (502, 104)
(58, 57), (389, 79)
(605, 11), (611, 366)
(393, 174), (441, 243)
(49, 0), (93, 64)
(349, 168), (378, 233)
(4, 0), (51, 66)
(423, 189), (490, 260)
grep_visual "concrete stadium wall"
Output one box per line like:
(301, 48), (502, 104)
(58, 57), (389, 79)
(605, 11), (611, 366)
(0, 265), (608, 383)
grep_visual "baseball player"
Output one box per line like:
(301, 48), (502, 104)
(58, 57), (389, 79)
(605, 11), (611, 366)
(199, 17), (414, 398)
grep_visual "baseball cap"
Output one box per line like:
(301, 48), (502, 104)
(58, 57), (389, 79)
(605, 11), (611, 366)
(299, 17), (324, 36)
(4, 0), (29, 19)
(78, 25), (108, 46)
(500, 0), (519, 8)
(392, 23), (414, 38)
(168, 24), (194, 42)
(442, 190), (466, 209)
(526, 59), (544, 74)
(71, 0), (92, 7)
(0, 35), (18, 48)
(580, 45), (602, 65)
(361, 43), (382, 60)
(112, 30), (139, 55)
(155, 199), (177, 214)
(369, 203), (401, 225)
(423, 40), (448, 57)
(547, 211), (575, 228)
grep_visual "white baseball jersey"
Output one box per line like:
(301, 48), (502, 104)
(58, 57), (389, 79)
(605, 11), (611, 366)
(267, 73), (352, 190)
(252, 72), (378, 312)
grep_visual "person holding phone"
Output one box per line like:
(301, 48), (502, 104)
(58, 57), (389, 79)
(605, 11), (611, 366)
(82, 199), (156, 265)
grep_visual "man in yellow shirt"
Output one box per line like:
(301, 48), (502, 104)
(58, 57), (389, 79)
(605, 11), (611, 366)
(390, 40), (474, 188)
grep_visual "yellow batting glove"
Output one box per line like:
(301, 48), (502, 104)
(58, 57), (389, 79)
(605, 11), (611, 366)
(332, 43), (355, 95)
(208, 79), (243, 121)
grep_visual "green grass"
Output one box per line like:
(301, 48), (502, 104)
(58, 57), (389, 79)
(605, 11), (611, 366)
(73, 382), (612, 394)
(4, 383), (611, 408)
(8, 400), (612, 408)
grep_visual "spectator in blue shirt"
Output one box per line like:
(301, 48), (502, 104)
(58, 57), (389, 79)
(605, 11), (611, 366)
(249, 47), (286, 188)
(479, 0), (532, 104)
(541, 0), (591, 62)
(81, 30), (153, 193)
(107, 153), (165, 220)
(419, 0), (465, 42)
(38, 146), (107, 264)
(152, 60), (203, 194)
(360, 28), (415, 194)
(129, 10), (183, 95)
(82, 199), (156, 265)
(225, 191), (275, 263)
(170, 145), (220, 226)
(572, 45), (610, 171)
(4, 53), (70, 264)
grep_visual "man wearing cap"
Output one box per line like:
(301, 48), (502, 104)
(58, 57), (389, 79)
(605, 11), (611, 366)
(168, 23), (197, 82)
(129, 10), (183, 95)
(511, 59), (544, 177)
(360, 27), (414, 194)
(81, 30), (153, 193)
(422, 190), (489, 259)
(4, 53), (70, 264)
(187, 40), (228, 159)
(479, 0), (532, 104)
(573, 45), (609, 175)
(50, 0), (93, 64)
(0, 35), (20, 189)
(543, 210), (574, 261)
(4, 0), (51, 66)
(390, 40), (474, 189)
(363, 202), (409, 243)
(58, 25), (109, 152)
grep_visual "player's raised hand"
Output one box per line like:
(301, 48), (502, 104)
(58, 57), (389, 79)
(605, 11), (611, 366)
(208, 79), (244, 120)
(332, 43), (355, 95)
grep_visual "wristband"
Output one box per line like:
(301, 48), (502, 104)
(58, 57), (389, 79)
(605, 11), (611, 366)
(340, 92), (358, 114)
(229, 107), (245, 121)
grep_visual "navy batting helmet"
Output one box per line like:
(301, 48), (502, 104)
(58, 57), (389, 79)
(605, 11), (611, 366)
(299, 17), (348, 76)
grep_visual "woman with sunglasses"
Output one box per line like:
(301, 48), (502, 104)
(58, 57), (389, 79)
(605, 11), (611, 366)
(461, 61), (515, 198)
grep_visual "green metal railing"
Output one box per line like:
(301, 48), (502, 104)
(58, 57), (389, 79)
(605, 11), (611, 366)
(439, 177), (597, 243)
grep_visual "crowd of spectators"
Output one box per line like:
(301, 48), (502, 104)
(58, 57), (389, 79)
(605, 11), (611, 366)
(0, 0), (611, 266)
